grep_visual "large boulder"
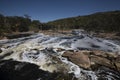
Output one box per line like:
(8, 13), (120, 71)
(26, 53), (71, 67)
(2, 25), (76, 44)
(62, 50), (120, 72)
(62, 51), (91, 69)
(0, 59), (76, 80)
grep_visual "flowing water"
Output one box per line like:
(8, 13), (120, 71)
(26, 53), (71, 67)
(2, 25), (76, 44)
(0, 30), (120, 80)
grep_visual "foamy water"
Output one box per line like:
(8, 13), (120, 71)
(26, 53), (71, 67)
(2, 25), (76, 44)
(0, 30), (120, 80)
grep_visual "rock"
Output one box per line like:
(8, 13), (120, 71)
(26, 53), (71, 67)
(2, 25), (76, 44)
(90, 50), (108, 57)
(115, 62), (120, 71)
(0, 48), (2, 53)
(116, 55), (120, 61)
(0, 59), (52, 80)
(89, 51), (120, 71)
(0, 59), (76, 80)
(90, 55), (112, 68)
(56, 48), (65, 52)
(62, 51), (91, 69)
(62, 50), (120, 72)
(115, 56), (120, 71)
(6, 32), (34, 39)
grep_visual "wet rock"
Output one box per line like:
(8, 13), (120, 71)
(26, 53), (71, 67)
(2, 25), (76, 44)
(62, 50), (120, 79)
(62, 51), (91, 69)
(62, 50), (120, 72)
(0, 59), (76, 80)
(89, 51), (119, 71)
(115, 56), (120, 71)
(0, 48), (2, 53)
(90, 50), (106, 57)
(115, 62), (120, 71)
(116, 55), (120, 61)
(91, 44), (100, 48)
(0, 59), (52, 80)
(56, 48), (65, 52)
(90, 55), (112, 68)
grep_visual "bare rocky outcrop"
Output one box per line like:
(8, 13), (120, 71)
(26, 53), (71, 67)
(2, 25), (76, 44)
(62, 51), (90, 69)
(62, 50), (120, 72)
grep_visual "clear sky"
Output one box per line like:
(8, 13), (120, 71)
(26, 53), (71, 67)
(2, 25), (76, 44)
(0, 0), (120, 22)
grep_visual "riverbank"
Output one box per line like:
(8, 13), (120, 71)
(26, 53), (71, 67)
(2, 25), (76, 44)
(0, 30), (120, 40)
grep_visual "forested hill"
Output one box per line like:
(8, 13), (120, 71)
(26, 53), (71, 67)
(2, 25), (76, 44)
(0, 14), (42, 36)
(0, 10), (120, 38)
(47, 10), (120, 32)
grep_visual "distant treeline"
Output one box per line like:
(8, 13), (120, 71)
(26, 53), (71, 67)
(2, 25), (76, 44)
(0, 10), (120, 37)
(0, 14), (52, 37)
(47, 10), (120, 32)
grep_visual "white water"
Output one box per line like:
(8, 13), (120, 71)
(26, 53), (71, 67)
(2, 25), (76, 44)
(0, 30), (120, 80)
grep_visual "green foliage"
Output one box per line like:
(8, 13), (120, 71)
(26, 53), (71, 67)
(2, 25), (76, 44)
(0, 10), (120, 37)
(29, 20), (41, 32)
(0, 14), (43, 37)
(47, 10), (120, 32)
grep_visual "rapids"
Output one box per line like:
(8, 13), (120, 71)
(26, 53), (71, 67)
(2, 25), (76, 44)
(0, 30), (120, 80)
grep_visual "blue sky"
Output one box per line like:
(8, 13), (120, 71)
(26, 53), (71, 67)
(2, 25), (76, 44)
(0, 0), (120, 22)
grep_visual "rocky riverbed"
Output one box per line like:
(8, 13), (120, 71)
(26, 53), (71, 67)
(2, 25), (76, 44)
(0, 30), (120, 80)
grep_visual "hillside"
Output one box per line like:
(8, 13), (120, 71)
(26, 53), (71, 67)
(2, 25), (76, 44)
(0, 10), (120, 39)
(47, 10), (120, 32)
(0, 14), (44, 38)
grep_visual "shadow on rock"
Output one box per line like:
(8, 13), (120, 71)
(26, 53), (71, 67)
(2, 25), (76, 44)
(0, 59), (76, 80)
